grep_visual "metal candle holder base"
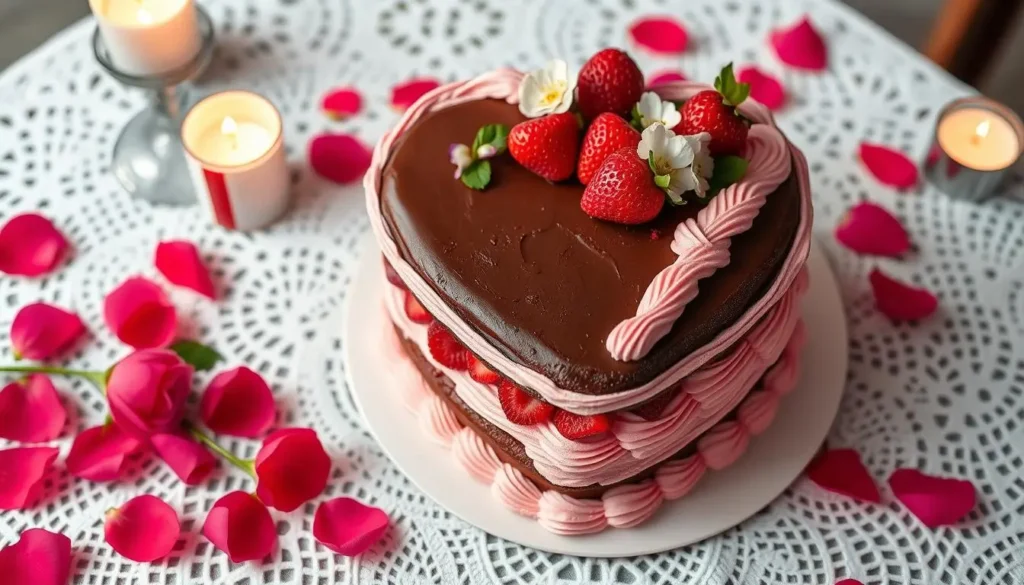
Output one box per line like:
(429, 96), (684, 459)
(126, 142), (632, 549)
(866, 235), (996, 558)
(92, 5), (215, 206)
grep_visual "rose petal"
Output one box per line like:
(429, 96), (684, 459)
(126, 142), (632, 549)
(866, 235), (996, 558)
(0, 213), (68, 277)
(859, 143), (919, 190)
(835, 202), (911, 258)
(10, 302), (86, 361)
(889, 468), (976, 528)
(869, 269), (938, 322)
(103, 277), (177, 349)
(202, 491), (277, 563)
(925, 144), (941, 169)
(254, 428), (331, 512)
(0, 375), (66, 442)
(321, 87), (362, 120)
(308, 133), (373, 185)
(770, 16), (828, 71)
(105, 494), (180, 562)
(0, 528), (71, 585)
(736, 66), (786, 111)
(629, 16), (688, 55)
(151, 433), (217, 485)
(313, 497), (389, 557)
(646, 70), (687, 89)
(66, 424), (142, 482)
(154, 241), (216, 300)
(836, 581), (864, 585)
(805, 448), (881, 503)
(0, 446), (58, 510)
(201, 366), (275, 438)
(389, 78), (440, 112)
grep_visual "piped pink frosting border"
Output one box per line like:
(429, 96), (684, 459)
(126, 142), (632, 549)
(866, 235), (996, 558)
(365, 68), (813, 414)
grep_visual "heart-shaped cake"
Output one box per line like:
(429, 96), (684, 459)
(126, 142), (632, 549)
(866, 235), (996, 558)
(366, 54), (812, 534)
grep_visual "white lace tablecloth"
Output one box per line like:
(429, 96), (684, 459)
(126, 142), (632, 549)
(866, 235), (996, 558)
(2, 0), (1023, 583)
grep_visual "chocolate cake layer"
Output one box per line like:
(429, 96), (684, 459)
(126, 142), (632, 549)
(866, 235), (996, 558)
(382, 99), (801, 394)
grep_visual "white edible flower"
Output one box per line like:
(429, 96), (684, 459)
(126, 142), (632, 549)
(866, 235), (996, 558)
(518, 59), (576, 118)
(681, 133), (714, 199)
(636, 123), (695, 204)
(449, 143), (473, 179)
(636, 91), (682, 130)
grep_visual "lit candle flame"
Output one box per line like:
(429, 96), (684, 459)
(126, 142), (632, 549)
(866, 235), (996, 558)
(221, 116), (239, 149)
(137, 7), (153, 24)
(976, 120), (991, 139)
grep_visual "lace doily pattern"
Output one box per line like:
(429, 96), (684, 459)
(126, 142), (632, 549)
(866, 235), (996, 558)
(2, 0), (1023, 583)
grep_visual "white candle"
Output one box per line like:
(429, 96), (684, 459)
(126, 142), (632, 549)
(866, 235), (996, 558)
(89, 0), (201, 77)
(181, 91), (290, 231)
(937, 107), (1022, 171)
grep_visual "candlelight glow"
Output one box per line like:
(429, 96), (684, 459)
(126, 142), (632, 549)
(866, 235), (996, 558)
(221, 116), (238, 137)
(136, 7), (153, 24)
(976, 120), (991, 140)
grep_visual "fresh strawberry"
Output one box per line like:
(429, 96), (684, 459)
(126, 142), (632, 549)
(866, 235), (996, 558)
(580, 147), (664, 225)
(468, 355), (500, 384)
(676, 63), (751, 156)
(577, 113), (641, 185)
(426, 321), (469, 370)
(508, 112), (580, 182)
(553, 410), (610, 440)
(403, 291), (432, 324)
(576, 48), (645, 120)
(383, 256), (405, 289)
(497, 380), (555, 426)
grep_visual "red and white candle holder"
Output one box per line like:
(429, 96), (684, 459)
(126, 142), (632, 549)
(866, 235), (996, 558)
(181, 91), (290, 231)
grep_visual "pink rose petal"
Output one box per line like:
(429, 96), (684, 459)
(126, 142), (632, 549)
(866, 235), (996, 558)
(629, 16), (689, 55)
(836, 581), (864, 585)
(66, 424), (142, 482)
(0, 375), (66, 443)
(321, 87), (362, 120)
(154, 241), (216, 300)
(0, 213), (68, 277)
(869, 269), (938, 322)
(105, 494), (180, 562)
(770, 16), (828, 71)
(0, 528), (72, 585)
(202, 491), (277, 563)
(647, 70), (687, 89)
(103, 277), (177, 349)
(859, 143), (919, 190)
(313, 497), (389, 557)
(806, 448), (881, 503)
(10, 302), (86, 361)
(889, 468), (976, 528)
(0, 446), (59, 510)
(389, 78), (440, 112)
(736, 66), (786, 111)
(835, 202), (910, 258)
(151, 433), (217, 485)
(308, 133), (373, 185)
(201, 366), (275, 438)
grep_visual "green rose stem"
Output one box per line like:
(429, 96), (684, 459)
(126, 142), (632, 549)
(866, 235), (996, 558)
(186, 422), (257, 478)
(0, 365), (107, 390)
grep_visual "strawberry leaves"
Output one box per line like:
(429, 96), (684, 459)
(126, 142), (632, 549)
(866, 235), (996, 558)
(709, 155), (749, 192)
(713, 63), (750, 108)
(460, 124), (509, 190)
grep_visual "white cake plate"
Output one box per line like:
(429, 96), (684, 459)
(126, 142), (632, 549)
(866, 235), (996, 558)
(344, 236), (847, 557)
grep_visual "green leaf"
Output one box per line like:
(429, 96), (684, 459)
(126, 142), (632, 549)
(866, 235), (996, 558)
(631, 104), (644, 130)
(472, 124), (509, 155)
(654, 174), (671, 189)
(713, 63), (750, 108)
(709, 155), (749, 191)
(170, 340), (223, 372)
(647, 150), (658, 175)
(461, 160), (492, 190)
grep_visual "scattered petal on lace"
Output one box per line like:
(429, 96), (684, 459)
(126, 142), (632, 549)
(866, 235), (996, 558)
(0, 446), (59, 510)
(647, 70), (687, 88)
(835, 202), (910, 258)
(202, 491), (277, 562)
(889, 468), (976, 528)
(254, 428), (331, 512)
(321, 87), (363, 120)
(869, 269), (938, 322)
(628, 16), (688, 55)
(313, 497), (389, 556)
(66, 424), (141, 482)
(154, 241), (216, 299)
(0, 213), (68, 277)
(103, 277), (178, 349)
(805, 448), (881, 503)
(0, 375), (66, 442)
(736, 66), (786, 110)
(105, 495), (180, 562)
(151, 433), (217, 485)
(201, 366), (276, 438)
(835, 580), (865, 585)
(389, 78), (440, 112)
(859, 143), (919, 190)
(309, 133), (373, 185)
(10, 302), (86, 361)
(0, 528), (72, 585)
(769, 16), (828, 71)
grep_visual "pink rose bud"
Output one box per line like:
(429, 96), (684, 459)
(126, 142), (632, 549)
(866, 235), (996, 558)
(254, 428), (331, 512)
(106, 349), (193, 440)
(10, 302), (86, 361)
(202, 491), (277, 562)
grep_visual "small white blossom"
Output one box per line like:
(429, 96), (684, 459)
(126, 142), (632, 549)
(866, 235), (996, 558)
(636, 124), (695, 203)
(636, 92), (682, 130)
(476, 144), (497, 159)
(517, 60), (576, 118)
(449, 143), (473, 179)
(680, 133), (714, 198)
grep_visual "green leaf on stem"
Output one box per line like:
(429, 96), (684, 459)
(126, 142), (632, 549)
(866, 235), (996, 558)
(461, 160), (492, 190)
(713, 63), (751, 108)
(472, 124), (509, 155)
(169, 340), (223, 372)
